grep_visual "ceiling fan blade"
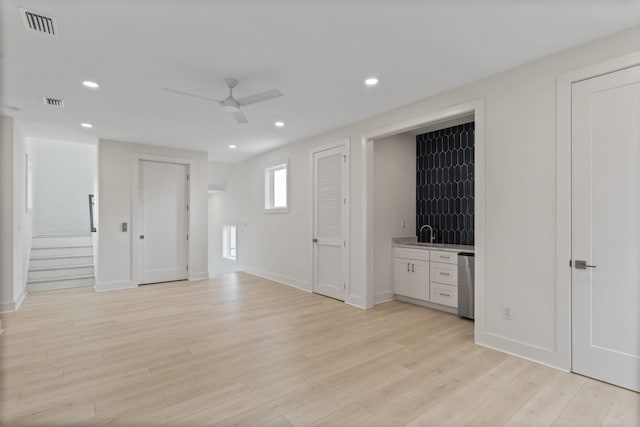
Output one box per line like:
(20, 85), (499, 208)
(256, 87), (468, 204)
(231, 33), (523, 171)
(233, 110), (248, 124)
(237, 89), (283, 106)
(161, 88), (221, 103)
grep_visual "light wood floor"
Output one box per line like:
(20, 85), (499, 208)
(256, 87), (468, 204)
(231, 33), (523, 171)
(0, 273), (637, 427)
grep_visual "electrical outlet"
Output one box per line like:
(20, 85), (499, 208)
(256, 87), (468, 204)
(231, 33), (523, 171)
(503, 308), (513, 320)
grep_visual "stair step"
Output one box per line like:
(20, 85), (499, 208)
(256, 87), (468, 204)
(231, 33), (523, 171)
(29, 264), (94, 272)
(31, 235), (93, 248)
(27, 275), (95, 292)
(32, 245), (92, 250)
(33, 234), (92, 237)
(30, 255), (93, 269)
(28, 274), (94, 284)
(28, 265), (94, 281)
(30, 246), (93, 257)
(30, 254), (93, 260)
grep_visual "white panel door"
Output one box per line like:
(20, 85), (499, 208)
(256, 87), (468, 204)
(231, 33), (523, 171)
(572, 64), (640, 392)
(313, 145), (347, 301)
(139, 160), (188, 285)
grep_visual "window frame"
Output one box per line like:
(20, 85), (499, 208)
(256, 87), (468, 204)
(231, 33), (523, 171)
(264, 160), (289, 213)
(222, 223), (237, 262)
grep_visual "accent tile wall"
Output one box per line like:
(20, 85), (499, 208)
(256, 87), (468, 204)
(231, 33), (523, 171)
(416, 122), (474, 245)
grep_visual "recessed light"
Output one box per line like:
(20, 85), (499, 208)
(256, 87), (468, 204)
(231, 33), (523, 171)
(365, 77), (379, 86)
(274, 121), (285, 127)
(81, 123), (93, 128)
(82, 81), (99, 89)
(228, 145), (237, 149)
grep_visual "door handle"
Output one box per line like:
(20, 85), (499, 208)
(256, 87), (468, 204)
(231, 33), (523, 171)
(407, 263), (410, 272)
(139, 235), (145, 240)
(575, 260), (596, 269)
(411, 263), (415, 272)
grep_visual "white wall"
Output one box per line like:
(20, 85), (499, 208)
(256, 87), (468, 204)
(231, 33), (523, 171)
(211, 148), (313, 290)
(208, 161), (233, 191)
(373, 133), (416, 304)
(96, 139), (208, 291)
(218, 27), (640, 370)
(31, 140), (96, 235)
(0, 115), (31, 312)
(0, 115), (16, 311)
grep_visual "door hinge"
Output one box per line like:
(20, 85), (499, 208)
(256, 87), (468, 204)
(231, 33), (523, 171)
(343, 197), (346, 205)
(186, 204), (189, 211)
(344, 240), (346, 247)
(187, 264), (189, 271)
(343, 282), (346, 289)
(569, 259), (572, 267)
(343, 154), (347, 162)
(187, 234), (189, 241)
(187, 174), (189, 181)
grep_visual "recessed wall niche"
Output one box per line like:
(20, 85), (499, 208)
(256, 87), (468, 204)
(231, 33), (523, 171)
(416, 122), (474, 245)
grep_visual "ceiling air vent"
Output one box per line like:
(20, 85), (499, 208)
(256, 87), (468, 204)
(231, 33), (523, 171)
(19, 8), (58, 37)
(43, 97), (64, 108)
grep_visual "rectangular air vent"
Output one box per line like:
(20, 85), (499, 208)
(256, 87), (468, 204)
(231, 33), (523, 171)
(43, 97), (64, 107)
(19, 8), (58, 37)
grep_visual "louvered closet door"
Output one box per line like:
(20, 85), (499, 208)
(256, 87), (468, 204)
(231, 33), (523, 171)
(313, 145), (347, 301)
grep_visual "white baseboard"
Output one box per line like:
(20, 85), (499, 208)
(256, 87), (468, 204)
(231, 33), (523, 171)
(475, 340), (570, 373)
(94, 280), (137, 292)
(395, 295), (458, 315)
(0, 289), (27, 313)
(188, 272), (209, 282)
(242, 268), (311, 293)
(346, 294), (366, 309)
(13, 288), (26, 311)
(374, 291), (394, 305)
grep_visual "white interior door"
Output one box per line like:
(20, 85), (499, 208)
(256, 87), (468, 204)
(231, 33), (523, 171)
(571, 64), (640, 392)
(139, 160), (188, 285)
(313, 144), (348, 301)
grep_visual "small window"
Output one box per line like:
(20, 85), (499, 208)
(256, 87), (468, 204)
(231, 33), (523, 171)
(222, 224), (237, 261)
(264, 161), (289, 213)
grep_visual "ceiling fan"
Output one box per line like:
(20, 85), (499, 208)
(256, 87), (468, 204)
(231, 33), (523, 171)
(162, 78), (283, 124)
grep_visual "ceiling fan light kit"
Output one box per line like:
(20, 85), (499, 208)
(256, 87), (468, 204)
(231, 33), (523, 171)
(162, 78), (283, 124)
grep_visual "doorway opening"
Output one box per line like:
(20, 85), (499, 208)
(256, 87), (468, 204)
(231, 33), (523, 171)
(361, 99), (486, 340)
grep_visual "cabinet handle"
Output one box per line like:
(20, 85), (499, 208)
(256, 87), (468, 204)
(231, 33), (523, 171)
(439, 292), (450, 297)
(412, 263), (415, 272)
(407, 263), (410, 272)
(440, 272), (450, 276)
(440, 256), (450, 259)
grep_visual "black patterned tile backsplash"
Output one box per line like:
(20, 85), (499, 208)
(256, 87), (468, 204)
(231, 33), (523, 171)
(416, 122), (474, 245)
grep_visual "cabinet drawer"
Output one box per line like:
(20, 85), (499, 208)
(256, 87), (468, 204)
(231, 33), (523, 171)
(430, 250), (457, 264)
(430, 283), (458, 308)
(430, 262), (458, 285)
(394, 247), (429, 261)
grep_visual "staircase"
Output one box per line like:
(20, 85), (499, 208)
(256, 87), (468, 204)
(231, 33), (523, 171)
(27, 235), (95, 292)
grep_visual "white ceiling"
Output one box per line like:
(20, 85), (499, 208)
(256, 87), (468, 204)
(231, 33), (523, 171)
(1, 1), (639, 162)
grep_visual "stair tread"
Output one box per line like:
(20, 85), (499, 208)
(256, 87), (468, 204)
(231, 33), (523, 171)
(27, 274), (95, 284)
(32, 245), (93, 249)
(33, 234), (92, 238)
(30, 254), (93, 260)
(29, 264), (94, 272)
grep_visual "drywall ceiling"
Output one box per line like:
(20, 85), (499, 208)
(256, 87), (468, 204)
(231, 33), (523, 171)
(1, 1), (638, 162)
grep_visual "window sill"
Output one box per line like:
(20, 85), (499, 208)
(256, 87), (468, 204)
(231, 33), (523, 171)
(264, 207), (289, 214)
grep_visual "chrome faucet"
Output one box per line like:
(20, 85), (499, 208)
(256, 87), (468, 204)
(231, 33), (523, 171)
(419, 224), (435, 243)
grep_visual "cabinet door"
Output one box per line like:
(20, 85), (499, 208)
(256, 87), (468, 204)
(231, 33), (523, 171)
(394, 258), (413, 297)
(412, 259), (430, 301)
